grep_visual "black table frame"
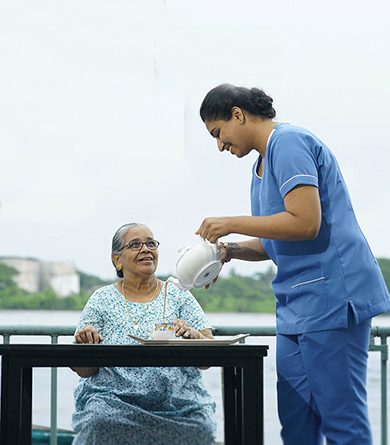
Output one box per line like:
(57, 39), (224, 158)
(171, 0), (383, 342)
(0, 343), (268, 445)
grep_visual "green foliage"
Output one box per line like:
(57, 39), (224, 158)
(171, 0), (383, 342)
(191, 267), (276, 312)
(0, 263), (19, 289)
(78, 270), (111, 293)
(0, 264), (96, 310)
(0, 259), (389, 313)
(377, 258), (390, 291)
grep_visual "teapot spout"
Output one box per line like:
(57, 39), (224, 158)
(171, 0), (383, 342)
(166, 276), (191, 291)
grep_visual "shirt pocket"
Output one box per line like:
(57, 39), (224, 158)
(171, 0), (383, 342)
(287, 271), (327, 317)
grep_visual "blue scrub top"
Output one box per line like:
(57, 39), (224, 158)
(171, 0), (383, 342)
(251, 123), (390, 334)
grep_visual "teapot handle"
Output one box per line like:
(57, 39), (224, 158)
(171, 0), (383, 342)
(199, 235), (220, 251)
(201, 237), (223, 262)
(214, 239), (221, 254)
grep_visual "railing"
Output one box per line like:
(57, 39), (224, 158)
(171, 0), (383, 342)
(1, 325), (75, 445)
(0, 324), (388, 445)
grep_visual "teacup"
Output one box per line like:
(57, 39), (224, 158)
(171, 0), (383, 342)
(153, 322), (176, 340)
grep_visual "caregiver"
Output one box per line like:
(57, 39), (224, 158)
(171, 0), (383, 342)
(196, 83), (390, 445)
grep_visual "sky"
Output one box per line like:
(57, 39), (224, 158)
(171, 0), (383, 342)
(1, 0), (390, 280)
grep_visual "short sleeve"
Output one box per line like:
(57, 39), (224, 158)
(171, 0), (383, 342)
(75, 290), (104, 334)
(269, 131), (319, 198)
(178, 291), (212, 331)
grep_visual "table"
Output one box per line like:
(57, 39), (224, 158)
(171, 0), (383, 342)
(0, 343), (268, 445)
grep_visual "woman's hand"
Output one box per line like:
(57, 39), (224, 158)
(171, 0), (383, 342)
(174, 319), (199, 338)
(174, 319), (213, 339)
(218, 242), (233, 263)
(72, 325), (102, 377)
(196, 217), (233, 243)
(75, 325), (103, 344)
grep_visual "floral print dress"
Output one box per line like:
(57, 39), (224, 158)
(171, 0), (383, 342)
(72, 282), (216, 445)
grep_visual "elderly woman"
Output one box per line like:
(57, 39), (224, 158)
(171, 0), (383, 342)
(71, 223), (216, 445)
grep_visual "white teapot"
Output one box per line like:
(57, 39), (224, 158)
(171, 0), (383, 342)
(168, 239), (223, 290)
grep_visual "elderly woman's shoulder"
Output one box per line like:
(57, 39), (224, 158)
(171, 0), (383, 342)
(89, 283), (119, 300)
(166, 282), (195, 300)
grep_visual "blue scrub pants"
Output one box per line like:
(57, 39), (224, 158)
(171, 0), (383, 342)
(276, 315), (372, 445)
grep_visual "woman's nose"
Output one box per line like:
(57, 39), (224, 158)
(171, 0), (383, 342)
(217, 139), (224, 152)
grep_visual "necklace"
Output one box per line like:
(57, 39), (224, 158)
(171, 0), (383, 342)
(121, 280), (159, 331)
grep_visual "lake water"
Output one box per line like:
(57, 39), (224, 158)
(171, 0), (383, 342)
(0, 310), (389, 444)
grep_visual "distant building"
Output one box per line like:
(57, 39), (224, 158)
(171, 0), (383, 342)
(0, 257), (80, 297)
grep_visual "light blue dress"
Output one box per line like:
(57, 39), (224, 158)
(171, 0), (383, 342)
(72, 282), (216, 445)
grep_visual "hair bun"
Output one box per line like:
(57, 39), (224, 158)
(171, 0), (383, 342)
(250, 88), (276, 118)
(200, 83), (276, 122)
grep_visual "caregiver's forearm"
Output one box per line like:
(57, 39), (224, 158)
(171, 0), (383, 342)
(226, 238), (269, 261)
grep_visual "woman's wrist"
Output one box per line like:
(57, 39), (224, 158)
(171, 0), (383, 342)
(219, 242), (231, 262)
(219, 242), (241, 262)
(192, 329), (201, 339)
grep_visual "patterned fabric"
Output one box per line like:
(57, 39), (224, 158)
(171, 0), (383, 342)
(72, 282), (216, 445)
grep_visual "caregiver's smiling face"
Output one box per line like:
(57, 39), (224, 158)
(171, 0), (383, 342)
(205, 107), (255, 158)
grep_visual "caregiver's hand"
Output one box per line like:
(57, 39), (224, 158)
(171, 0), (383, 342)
(196, 216), (233, 243)
(218, 242), (233, 263)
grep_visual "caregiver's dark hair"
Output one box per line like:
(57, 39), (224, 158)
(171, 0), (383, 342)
(200, 83), (276, 122)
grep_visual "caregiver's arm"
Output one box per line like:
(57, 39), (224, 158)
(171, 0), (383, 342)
(220, 238), (269, 262)
(197, 185), (321, 243)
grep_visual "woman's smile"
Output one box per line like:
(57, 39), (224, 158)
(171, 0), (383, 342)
(137, 255), (154, 263)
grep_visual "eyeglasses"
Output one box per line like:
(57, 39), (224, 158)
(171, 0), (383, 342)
(119, 239), (160, 251)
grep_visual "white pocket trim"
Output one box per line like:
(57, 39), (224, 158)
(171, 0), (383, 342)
(291, 276), (325, 289)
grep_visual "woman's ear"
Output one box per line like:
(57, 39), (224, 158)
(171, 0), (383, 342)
(231, 106), (246, 124)
(112, 254), (122, 271)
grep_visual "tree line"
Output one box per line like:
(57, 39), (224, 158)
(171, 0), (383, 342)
(0, 258), (389, 313)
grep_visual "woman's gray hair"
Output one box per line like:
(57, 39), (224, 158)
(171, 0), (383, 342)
(111, 223), (148, 278)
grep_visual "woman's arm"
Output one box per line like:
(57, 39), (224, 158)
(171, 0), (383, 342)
(71, 367), (99, 378)
(71, 325), (102, 378)
(220, 238), (269, 262)
(197, 185), (321, 243)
